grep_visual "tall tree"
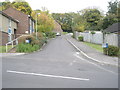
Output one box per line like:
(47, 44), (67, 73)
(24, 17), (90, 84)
(107, 0), (119, 15)
(0, 0), (12, 10)
(102, 0), (119, 29)
(32, 9), (54, 33)
(12, 0), (32, 15)
(79, 8), (103, 31)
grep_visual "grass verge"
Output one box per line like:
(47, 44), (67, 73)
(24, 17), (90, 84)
(83, 42), (103, 53)
(0, 45), (13, 53)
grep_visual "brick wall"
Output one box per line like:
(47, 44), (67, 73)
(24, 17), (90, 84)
(3, 7), (29, 37)
(0, 31), (14, 46)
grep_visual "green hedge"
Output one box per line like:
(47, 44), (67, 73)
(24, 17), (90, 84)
(103, 45), (119, 56)
(16, 43), (40, 53)
(78, 36), (84, 41)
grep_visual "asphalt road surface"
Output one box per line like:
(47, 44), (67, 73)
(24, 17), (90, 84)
(2, 35), (118, 88)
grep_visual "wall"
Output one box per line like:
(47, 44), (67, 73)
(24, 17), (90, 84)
(104, 34), (118, 46)
(3, 7), (29, 37)
(75, 31), (118, 46)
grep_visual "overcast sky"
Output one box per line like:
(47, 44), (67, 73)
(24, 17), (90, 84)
(2, 0), (116, 13)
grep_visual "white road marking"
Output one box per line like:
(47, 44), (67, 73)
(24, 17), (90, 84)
(73, 54), (118, 75)
(7, 70), (90, 81)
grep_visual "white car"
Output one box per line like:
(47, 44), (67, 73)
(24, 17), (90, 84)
(56, 33), (61, 36)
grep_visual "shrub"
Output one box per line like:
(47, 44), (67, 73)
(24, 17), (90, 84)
(16, 43), (40, 53)
(91, 31), (96, 34)
(45, 32), (56, 38)
(103, 45), (119, 56)
(78, 36), (84, 41)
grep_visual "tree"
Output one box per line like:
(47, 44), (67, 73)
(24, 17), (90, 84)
(0, 0), (12, 10)
(12, 0), (32, 15)
(32, 9), (54, 33)
(72, 13), (87, 32)
(102, 0), (119, 29)
(107, 0), (119, 15)
(79, 8), (103, 31)
(52, 13), (74, 32)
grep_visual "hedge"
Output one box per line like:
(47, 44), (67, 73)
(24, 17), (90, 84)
(103, 45), (119, 56)
(78, 36), (84, 41)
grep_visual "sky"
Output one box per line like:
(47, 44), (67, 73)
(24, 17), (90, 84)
(2, 0), (116, 13)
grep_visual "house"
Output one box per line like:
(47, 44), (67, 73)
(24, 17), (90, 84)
(105, 23), (120, 33)
(3, 7), (35, 38)
(0, 11), (19, 45)
(53, 20), (63, 34)
(104, 23), (120, 46)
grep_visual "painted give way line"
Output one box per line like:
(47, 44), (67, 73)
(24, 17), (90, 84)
(7, 70), (89, 81)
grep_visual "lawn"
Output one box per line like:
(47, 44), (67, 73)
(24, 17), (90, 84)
(0, 45), (13, 53)
(83, 42), (103, 53)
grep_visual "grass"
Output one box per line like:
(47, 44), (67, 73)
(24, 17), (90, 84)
(83, 42), (103, 53)
(62, 32), (68, 35)
(0, 45), (13, 53)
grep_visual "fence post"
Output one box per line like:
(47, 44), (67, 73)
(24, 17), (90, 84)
(12, 41), (13, 48)
(16, 39), (18, 45)
(6, 44), (8, 52)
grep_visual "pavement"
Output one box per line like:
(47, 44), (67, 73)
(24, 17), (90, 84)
(0, 53), (25, 57)
(2, 35), (118, 88)
(66, 34), (118, 66)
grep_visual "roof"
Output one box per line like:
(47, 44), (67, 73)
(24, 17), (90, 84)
(105, 23), (120, 33)
(0, 11), (19, 23)
(3, 7), (35, 22)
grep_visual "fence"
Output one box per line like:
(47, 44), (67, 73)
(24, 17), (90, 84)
(74, 31), (118, 46)
(6, 35), (29, 52)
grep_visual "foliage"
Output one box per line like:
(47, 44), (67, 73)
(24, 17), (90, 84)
(103, 45), (119, 56)
(45, 32), (56, 38)
(79, 8), (103, 31)
(102, 0), (119, 30)
(16, 43), (40, 53)
(107, 0), (119, 15)
(18, 35), (38, 45)
(62, 32), (68, 35)
(78, 36), (84, 41)
(0, 0), (12, 10)
(17, 33), (47, 53)
(52, 13), (74, 32)
(0, 45), (13, 53)
(72, 13), (87, 32)
(32, 10), (54, 34)
(1, 0), (32, 15)
(91, 31), (96, 34)
(12, 0), (32, 15)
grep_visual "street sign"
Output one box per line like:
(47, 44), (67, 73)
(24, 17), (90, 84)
(25, 40), (30, 43)
(102, 43), (108, 48)
(8, 28), (12, 34)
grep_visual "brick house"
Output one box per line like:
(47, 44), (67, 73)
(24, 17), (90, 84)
(3, 7), (35, 38)
(53, 20), (63, 34)
(0, 11), (18, 45)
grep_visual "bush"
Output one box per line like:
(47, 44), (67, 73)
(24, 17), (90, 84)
(16, 43), (40, 53)
(91, 31), (96, 34)
(17, 33), (47, 53)
(103, 45), (119, 56)
(18, 35), (40, 45)
(78, 36), (84, 41)
(45, 32), (56, 38)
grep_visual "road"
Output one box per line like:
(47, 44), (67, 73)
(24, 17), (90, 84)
(2, 35), (118, 88)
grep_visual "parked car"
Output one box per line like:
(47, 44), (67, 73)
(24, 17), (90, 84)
(56, 32), (61, 36)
